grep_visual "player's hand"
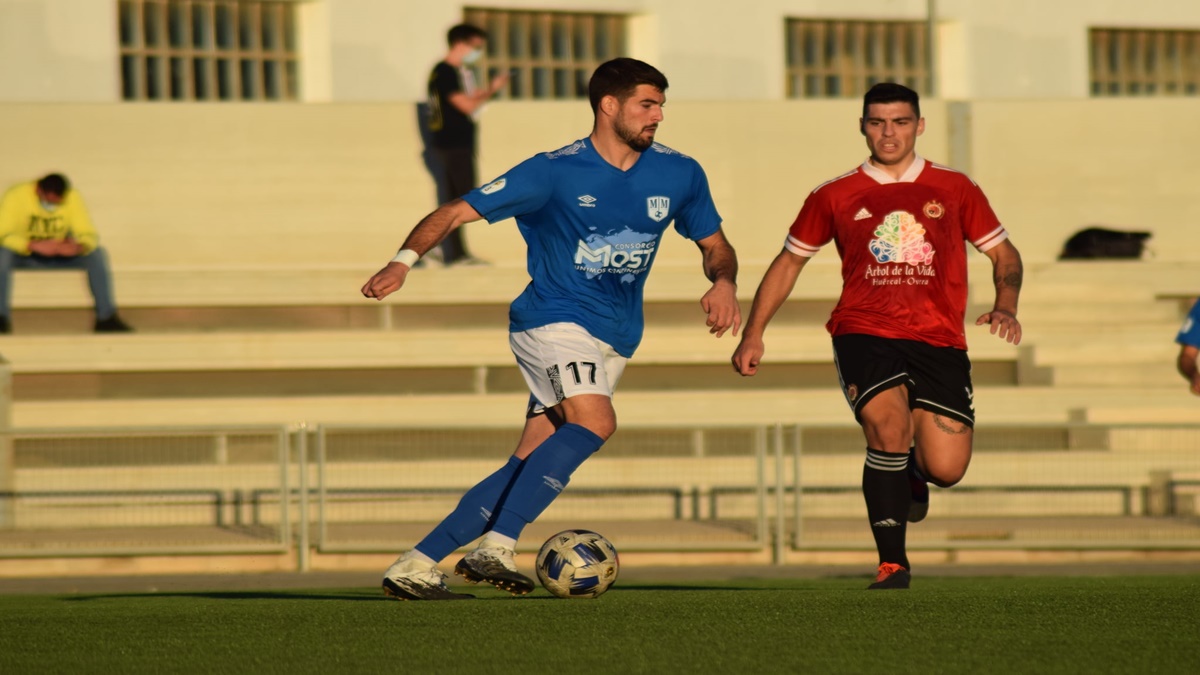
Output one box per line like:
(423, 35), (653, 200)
(361, 262), (410, 300)
(700, 280), (741, 338)
(731, 336), (763, 376)
(975, 308), (1022, 345)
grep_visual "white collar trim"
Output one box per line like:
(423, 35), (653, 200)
(861, 156), (926, 184)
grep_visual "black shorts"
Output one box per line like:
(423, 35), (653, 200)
(831, 333), (975, 427)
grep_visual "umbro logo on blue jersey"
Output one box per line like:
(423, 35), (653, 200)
(577, 195), (597, 207)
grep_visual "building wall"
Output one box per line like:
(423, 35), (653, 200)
(1, 98), (1195, 269)
(937, 0), (1200, 99)
(0, 0), (117, 102)
(3, 0), (1200, 103)
(963, 98), (1200, 263)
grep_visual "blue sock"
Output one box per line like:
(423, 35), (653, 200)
(491, 423), (605, 540)
(413, 455), (524, 562)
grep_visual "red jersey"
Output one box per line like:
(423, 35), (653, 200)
(787, 157), (1008, 350)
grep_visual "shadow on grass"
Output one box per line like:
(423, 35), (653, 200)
(607, 584), (819, 592)
(63, 589), (388, 602)
(57, 581), (847, 602)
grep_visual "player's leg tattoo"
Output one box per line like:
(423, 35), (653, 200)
(932, 414), (971, 435)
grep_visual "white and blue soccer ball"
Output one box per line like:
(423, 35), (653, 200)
(535, 529), (620, 599)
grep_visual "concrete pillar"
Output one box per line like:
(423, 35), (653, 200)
(1146, 470), (1174, 517)
(0, 357), (12, 528)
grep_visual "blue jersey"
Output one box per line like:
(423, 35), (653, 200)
(463, 138), (722, 357)
(1177, 300), (1200, 347)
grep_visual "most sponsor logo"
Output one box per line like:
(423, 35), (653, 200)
(574, 239), (657, 270)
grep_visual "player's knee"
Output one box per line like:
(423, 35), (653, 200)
(859, 394), (914, 453)
(929, 473), (962, 488)
(592, 417), (617, 441)
(861, 417), (913, 454)
(924, 464), (967, 488)
(573, 415), (616, 442)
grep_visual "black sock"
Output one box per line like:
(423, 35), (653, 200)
(862, 447), (910, 569)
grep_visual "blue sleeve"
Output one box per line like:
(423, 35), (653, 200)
(672, 160), (722, 241)
(462, 155), (553, 223)
(1177, 300), (1200, 347)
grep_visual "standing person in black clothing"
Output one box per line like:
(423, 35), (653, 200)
(426, 23), (509, 266)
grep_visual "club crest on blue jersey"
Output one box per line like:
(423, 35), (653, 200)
(647, 196), (670, 222)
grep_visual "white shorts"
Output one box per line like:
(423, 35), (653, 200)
(509, 322), (627, 415)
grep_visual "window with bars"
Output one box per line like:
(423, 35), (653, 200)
(463, 7), (627, 100)
(785, 19), (930, 98)
(1090, 28), (1200, 96)
(118, 0), (299, 102)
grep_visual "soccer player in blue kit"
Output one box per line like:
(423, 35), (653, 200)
(1176, 298), (1200, 396)
(362, 58), (741, 600)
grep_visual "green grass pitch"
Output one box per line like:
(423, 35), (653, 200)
(2, 575), (1197, 674)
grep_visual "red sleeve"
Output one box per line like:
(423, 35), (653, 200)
(959, 177), (1007, 252)
(785, 187), (834, 257)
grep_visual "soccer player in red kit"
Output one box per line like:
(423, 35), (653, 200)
(731, 83), (1023, 589)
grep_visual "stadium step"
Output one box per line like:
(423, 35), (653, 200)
(12, 386), (1197, 430)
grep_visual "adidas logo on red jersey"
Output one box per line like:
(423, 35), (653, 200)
(854, 207), (873, 221)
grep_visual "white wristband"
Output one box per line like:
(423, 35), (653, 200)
(390, 249), (421, 268)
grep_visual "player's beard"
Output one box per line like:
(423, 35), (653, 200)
(615, 114), (656, 151)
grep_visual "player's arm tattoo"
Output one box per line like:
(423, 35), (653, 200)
(933, 414), (971, 435)
(994, 262), (1023, 293)
(987, 242), (1023, 316)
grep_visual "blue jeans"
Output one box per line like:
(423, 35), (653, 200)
(0, 247), (119, 319)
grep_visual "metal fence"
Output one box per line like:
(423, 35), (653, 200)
(314, 424), (769, 555)
(2, 422), (1198, 564)
(783, 423), (1200, 556)
(0, 426), (292, 557)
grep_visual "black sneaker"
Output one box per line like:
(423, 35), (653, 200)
(454, 545), (536, 595)
(381, 558), (474, 601)
(867, 562), (911, 590)
(94, 315), (134, 333)
(0, 316), (9, 334)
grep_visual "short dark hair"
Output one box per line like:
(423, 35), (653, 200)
(862, 82), (920, 119)
(587, 58), (669, 113)
(36, 173), (70, 197)
(447, 23), (487, 46)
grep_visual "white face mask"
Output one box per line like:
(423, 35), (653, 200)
(39, 200), (58, 213)
(463, 48), (482, 64)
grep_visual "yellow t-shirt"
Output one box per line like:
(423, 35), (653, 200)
(0, 181), (100, 255)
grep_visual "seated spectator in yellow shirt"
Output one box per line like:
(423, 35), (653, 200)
(0, 173), (132, 334)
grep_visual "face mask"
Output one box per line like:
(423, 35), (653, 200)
(39, 200), (58, 213)
(463, 48), (482, 64)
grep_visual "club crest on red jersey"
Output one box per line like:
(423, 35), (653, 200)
(923, 200), (945, 219)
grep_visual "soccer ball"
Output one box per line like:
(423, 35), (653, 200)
(535, 529), (620, 599)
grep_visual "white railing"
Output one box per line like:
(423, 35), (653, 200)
(0, 426), (292, 557)
(1, 422), (1198, 566)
